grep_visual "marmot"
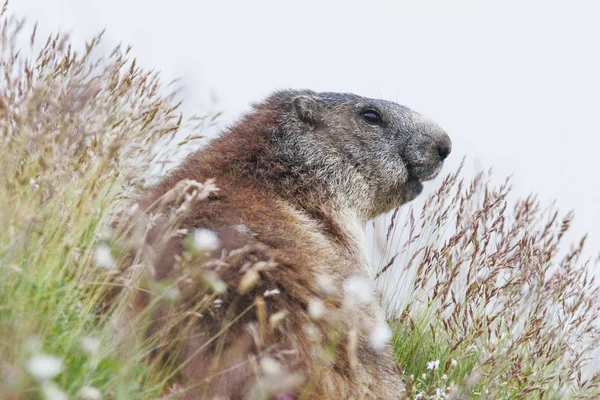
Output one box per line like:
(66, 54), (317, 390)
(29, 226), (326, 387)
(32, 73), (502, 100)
(135, 89), (451, 399)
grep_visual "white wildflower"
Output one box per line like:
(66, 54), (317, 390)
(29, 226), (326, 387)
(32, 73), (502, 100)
(369, 323), (392, 350)
(307, 298), (325, 320)
(93, 243), (116, 270)
(426, 360), (440, 370)
(29, 178), (39, 190)
(26, 354), (63, 381)
(193, 228), (220, 252)
(126, 202), (139, 216)
(260, 356), (282, 376)
(79, 385), (103, 400)
(162, 285), (181, 301)
(343, 274), (373, 306)
(450, 358), (457, 367)
(303, 323), (320, 341)
(315, 273), (336, 295)
(81, 336), (101, 356)
(204, 271), (227, 294)
(264, 288), (280, 297)
(42, 382), (68, 400)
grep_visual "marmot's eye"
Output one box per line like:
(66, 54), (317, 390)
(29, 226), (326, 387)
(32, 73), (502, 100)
(360, 109), (383, 125)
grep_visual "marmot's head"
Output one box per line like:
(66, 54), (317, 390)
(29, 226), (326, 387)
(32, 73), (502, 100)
(262, 90), (452, 219)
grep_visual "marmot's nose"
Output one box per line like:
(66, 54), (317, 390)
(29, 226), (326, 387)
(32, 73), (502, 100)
(436, 134), (452, 161)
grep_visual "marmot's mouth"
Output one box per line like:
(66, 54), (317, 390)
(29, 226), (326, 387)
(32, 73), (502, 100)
(404, 177), (424, 201)
(407, 162), (443, 184)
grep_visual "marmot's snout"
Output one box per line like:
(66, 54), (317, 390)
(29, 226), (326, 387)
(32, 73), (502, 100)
(404, 114), (452, 183)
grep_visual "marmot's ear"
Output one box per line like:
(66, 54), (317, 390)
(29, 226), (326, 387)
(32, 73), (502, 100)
(293, 95), (320, 127)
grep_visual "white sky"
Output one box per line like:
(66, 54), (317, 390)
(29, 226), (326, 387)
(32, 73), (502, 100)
(11, 0), (600, 262)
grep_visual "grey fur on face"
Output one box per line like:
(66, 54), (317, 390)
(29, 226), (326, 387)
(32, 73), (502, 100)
(266, 89), (451, 221)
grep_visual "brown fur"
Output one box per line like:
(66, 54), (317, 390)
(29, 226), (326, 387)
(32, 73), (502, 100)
(131, 90), (451, 399)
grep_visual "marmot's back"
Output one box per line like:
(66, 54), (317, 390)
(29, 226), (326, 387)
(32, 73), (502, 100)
(136, 90), (451, 399)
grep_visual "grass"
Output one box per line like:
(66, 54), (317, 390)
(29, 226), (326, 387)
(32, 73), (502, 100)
(374, 168), (600, 398)
(0, 9), (196, 398)
(1, 8), (599, 399)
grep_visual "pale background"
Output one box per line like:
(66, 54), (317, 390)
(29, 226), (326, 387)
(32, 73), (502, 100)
(11, 0), (600, 264)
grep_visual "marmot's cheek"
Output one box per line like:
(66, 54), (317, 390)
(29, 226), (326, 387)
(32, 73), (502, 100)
(404, 179), (424, 202)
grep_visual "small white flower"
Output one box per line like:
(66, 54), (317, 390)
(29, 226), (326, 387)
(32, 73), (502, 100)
(204, 271), (227, 294)
(193, 228), (220, 252)
(79, 385), (103, 400)
(26, 354), (63, 381)
(343, 274), (373, 305)
(264, 288), (280, 297)
(93, 243), (116, 270)
(303, 323), (320, 341)
(162, 285), (181, 301)
(127, 202), (139, 216)
(426, 360), (440, 370)
(260, 356), (282, 376)
(315, 273), (336, 295)
(450, 358), (457, 367)
(81, 336), (101, 356)
(307, 298), (325, 320)
(42, 382), (68, 400)
(29, 178), (39, 190)
(369, 323), (392, 350)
